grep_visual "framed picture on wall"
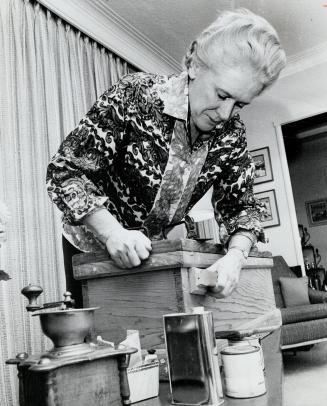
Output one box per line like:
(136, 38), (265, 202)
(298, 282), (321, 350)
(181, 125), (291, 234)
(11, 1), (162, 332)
(255, 189), (280, 228)
(306, 198), (327, 227)
(250, 146), (273, 184)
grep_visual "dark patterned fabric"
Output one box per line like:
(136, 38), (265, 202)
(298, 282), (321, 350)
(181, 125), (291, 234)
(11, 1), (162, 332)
(47, 71), (266, 251)
(143, 120), (209, 239)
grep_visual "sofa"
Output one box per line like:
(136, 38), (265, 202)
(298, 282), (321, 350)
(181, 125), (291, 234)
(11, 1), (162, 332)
(271, 256), (327, 349)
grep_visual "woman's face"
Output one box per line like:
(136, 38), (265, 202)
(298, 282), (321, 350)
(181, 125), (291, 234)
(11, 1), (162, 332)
(188, 62), (263, 132)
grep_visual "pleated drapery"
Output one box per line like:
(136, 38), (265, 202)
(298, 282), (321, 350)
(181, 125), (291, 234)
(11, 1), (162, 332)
(0, 0), (134, 404)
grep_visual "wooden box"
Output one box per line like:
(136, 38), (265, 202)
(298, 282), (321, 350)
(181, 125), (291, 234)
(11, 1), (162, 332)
(73, 239), (276, 349)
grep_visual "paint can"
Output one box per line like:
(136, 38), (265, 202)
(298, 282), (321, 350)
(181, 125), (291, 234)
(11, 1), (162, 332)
(221, 344), (266, 398)
(228, 335), (265, 370)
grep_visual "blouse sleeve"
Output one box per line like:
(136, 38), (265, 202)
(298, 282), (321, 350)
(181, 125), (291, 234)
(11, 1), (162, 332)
(46, 76), (131, 225)
(211, 116), (266, 245)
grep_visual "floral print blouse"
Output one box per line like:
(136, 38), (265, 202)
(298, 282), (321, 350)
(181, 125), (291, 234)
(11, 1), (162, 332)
(46, 71), (265, 252)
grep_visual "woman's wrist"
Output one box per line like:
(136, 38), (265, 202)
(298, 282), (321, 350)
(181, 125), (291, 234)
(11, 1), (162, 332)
(82, 207), (123, 243)
(228, 246), (248, 262)
(227, 231), (256, 261)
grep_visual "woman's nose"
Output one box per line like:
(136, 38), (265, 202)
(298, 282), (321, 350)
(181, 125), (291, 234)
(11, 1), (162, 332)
(217, 99), (236, 121)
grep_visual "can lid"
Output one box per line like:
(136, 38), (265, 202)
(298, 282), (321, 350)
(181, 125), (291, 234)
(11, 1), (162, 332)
(221, 345), (260, 355)
(191, 306), (206, 314)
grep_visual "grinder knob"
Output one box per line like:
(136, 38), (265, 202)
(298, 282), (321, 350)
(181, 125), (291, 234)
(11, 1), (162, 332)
(63, 291), (75, 309)
(21, 284), (43, 311)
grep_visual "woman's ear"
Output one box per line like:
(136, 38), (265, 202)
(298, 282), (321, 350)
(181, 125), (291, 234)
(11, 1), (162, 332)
(187, 41), (199, 80)
(188, 63), (197, 80)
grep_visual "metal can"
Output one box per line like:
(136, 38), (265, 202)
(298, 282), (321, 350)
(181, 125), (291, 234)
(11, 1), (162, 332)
(164, 309), (224, 405)
(228, 335), (265, 370)
(221, 344), (266, 398)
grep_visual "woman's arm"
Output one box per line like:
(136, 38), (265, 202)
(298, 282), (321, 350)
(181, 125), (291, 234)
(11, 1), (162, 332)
(47, 75), (152, 268)
(207, 116), (265, 297)
(211, 116), (265, 245)
(46, 81), (126, 224)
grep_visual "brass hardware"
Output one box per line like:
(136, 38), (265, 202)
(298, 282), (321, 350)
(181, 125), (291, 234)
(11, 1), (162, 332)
(6, 352), (29, 365)
(21, 284), (75, 312)
(32, 307), (100, 348)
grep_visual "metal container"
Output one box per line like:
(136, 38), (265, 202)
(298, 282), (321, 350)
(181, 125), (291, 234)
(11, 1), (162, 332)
(221, 344), (266, 398)
(33, 307), (99, 348)
(228, 335), (265, 370)
(163, 307), (223, 406)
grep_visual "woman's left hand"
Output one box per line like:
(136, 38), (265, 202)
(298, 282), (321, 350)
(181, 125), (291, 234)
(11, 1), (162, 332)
(206, 248), (246, 298)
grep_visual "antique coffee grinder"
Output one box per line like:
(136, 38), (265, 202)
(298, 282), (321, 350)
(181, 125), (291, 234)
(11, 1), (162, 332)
(6, 285), (136, 406)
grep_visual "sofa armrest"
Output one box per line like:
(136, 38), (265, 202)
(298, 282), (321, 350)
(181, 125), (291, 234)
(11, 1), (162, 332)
(309, 288), (327, 304)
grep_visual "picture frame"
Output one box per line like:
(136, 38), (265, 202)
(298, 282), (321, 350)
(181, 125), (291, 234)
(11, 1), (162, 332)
(250, 146), (273, 184)
(305, 198), (327, 227)
(255, 189), (280, 228)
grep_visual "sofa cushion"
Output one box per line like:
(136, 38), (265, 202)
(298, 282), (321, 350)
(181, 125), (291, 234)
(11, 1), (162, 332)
(281, 303), (327, 324)
(281, 318), (327, 346)
(271, 256), (298, 308)
(279, 276), (310, 307)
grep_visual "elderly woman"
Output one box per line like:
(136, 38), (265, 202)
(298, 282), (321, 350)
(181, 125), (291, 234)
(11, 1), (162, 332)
(47, 9), (286, 307)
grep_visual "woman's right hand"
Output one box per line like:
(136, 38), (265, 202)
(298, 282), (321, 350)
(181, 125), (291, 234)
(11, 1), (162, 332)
(105, 228), (152, 269)
(82, 207), (152, 269)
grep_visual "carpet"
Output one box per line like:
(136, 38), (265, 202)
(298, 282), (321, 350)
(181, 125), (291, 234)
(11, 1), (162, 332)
(283, 342), (327, 406)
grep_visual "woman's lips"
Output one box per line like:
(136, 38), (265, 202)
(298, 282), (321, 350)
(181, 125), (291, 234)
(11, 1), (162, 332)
(207, 115), (221, 125)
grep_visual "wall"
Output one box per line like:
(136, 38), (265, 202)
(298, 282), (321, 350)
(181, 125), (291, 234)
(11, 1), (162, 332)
(242, 61), (327, 266)
(288, 136), (327, 268)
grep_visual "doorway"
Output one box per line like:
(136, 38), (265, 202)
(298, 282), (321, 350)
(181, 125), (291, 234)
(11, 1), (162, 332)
(281, 112), (327, 285)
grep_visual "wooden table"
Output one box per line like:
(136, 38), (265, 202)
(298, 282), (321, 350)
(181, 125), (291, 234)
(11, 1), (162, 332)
(140, 328), (283, 406)
(140, 379), (278, 406)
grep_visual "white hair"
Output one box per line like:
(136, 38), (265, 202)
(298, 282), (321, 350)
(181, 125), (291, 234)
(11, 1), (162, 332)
(183, 8), (286, 89)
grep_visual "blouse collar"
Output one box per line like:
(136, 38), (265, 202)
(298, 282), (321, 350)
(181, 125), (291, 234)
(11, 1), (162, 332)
(154, 71), (225, 140)
(154, 71), (189, 121)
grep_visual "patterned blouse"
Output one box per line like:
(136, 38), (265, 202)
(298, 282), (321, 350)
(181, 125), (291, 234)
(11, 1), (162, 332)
(46, 71), (265, 252)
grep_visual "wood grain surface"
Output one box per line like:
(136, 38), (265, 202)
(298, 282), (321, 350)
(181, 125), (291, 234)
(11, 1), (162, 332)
(85, 269), (185, 348)
(181, 265), (276, 331)
(73, 245), (273, 280)
(83, 263), (275, 348)
(77, 240), (275, 349)
(23, 358), (121, 406)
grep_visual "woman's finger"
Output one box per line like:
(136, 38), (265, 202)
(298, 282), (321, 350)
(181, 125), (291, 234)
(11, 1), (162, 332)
(126, 248), (142, 267)
(140, 233), (152, 251)
(219, 280), (234, 297)
(135, 241), (151, 260)
(111, 255), (126, 269)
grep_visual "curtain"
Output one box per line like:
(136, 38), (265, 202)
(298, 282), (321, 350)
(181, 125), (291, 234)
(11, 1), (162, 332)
(0, 0), (134, 403)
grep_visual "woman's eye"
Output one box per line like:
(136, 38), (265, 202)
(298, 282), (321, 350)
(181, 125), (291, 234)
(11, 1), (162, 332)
(217, 93), (228, 100)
